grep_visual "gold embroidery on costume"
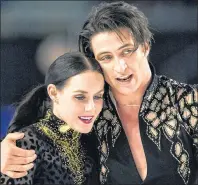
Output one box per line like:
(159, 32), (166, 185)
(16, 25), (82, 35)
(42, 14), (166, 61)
(166, 119), (177, 129)
(189, 116), (197, 128)
(102, 140), (108, 154)
(103, 110), (114, 120)
(94, 74), (198, 185)
(177, 88), (185, 99)
(146, 111), (157, 121)
(163, 95), (170, 105)
(142, 77), (198, 185)
(194, 138), (198, 144)
(34, 110), (85, 184)
(160, 111), (166, 121)
(152, 118), (160, 128)
(149, 126), (158, 138)
(94, 109), (111, 184)
(173, 140), (190, 184)
(150, 99), (158, 111)
(155, 92), (163, 100)
(182, 108), (191, 119)
(185, 93), (193, 105)
(100, 140), (109, 182)
(194, 89), (198, 102)
(179, 98), (185, 110)
(191, 106), (198, 116)
(179, 89), (198, 130)
(59, 125), (71, 133)
(175, 142), (182, 157)
(159, 87), (166, 95)
(163, 124), (175, 138)
(166, 106), (171, 115)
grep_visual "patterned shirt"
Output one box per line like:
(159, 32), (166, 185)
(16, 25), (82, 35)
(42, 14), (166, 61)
(94, 67), (198, 185)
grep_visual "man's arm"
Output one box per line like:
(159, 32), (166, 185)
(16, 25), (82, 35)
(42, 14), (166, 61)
(1, 132), (37, 178)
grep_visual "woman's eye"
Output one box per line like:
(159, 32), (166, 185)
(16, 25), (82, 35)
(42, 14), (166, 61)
(94, 95), (104, 100)
(75, 96), (86, 100)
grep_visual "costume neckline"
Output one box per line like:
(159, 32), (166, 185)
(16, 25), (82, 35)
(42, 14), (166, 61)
(35, 109), (81, 141)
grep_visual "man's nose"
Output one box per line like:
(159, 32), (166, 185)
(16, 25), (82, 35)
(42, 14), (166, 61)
(113, 58), (127, 73)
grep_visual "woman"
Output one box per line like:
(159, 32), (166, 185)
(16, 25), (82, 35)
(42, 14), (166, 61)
(0, 52), (104, 184)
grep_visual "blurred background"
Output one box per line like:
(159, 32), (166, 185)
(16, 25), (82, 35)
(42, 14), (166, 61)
(1, 0), (197, 138)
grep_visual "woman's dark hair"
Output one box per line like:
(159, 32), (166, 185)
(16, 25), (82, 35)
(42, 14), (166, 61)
(8, 52), (103, 132)
(79, 1), (154, 58)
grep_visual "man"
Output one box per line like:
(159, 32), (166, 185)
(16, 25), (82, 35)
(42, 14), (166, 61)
(1, 2), (198, 184)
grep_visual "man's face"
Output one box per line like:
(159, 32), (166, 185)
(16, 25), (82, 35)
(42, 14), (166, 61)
(91, 28), (150, 95)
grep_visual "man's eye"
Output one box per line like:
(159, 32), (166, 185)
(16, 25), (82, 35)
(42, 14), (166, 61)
(100, 55), (112, 61)
(75, 96), (86, 100)
(123, 49), (133, 55)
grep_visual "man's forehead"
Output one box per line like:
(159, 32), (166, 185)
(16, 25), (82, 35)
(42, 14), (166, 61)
(93, 28), (133, 40)
(91, 28), (135, 50)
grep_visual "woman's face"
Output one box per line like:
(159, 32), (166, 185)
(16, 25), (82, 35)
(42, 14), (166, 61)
(51, 70), (104, 133)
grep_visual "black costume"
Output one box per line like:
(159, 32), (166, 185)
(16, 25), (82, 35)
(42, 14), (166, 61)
(94, 66), (198, 185)
(1, 110), (99, 185)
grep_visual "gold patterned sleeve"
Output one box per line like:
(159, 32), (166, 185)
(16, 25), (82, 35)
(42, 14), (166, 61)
(177, 84), (198, 163)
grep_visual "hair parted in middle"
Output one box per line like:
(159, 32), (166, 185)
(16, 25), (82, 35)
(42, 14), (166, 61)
(8, 51), (103, 132)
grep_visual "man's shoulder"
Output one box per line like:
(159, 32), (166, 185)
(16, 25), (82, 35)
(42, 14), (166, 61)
(158, 75), (197, 92)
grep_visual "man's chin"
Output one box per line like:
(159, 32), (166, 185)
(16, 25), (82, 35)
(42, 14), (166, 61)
(114, 86), (137, 95)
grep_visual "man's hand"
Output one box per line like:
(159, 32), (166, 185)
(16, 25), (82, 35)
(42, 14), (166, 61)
(1, 132), (37, 178)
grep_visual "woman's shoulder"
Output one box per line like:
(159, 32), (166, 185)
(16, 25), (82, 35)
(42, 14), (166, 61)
(16, 124), (46, 152)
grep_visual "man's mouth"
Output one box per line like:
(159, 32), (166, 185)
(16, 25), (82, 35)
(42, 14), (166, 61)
(116, 74), (133, 82)
(78, 116), (94, 124)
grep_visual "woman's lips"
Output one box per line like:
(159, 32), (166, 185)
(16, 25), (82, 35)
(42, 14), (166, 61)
(78, 116), (94, 124)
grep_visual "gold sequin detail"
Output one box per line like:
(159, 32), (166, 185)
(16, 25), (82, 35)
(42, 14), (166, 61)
(163, 125), (175, 138)
(185, 93), (193, 105)
(175, 143), (182, 157)
(38, 125), (84, 183)
(142, 77), (197, 185)
(166, 119), (177, 129)
(191, 106), (198, 116)
(149, 126), (158, 138)
(183, 108), (191, 119)
(179, 98), (185, 111)
(35, 110), (85, 184)
(146, 111), (157, 121)
(189, 116), (197, 128)
(59, 125), (71, 133)
(152, 118), (160, 128)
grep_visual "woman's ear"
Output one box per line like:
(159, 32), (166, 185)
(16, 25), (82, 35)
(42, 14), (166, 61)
(47, 84), (58, 103)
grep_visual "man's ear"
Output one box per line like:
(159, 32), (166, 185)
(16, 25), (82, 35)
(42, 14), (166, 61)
(143, 42), (150, 57)
(47, 84), (58, 102)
